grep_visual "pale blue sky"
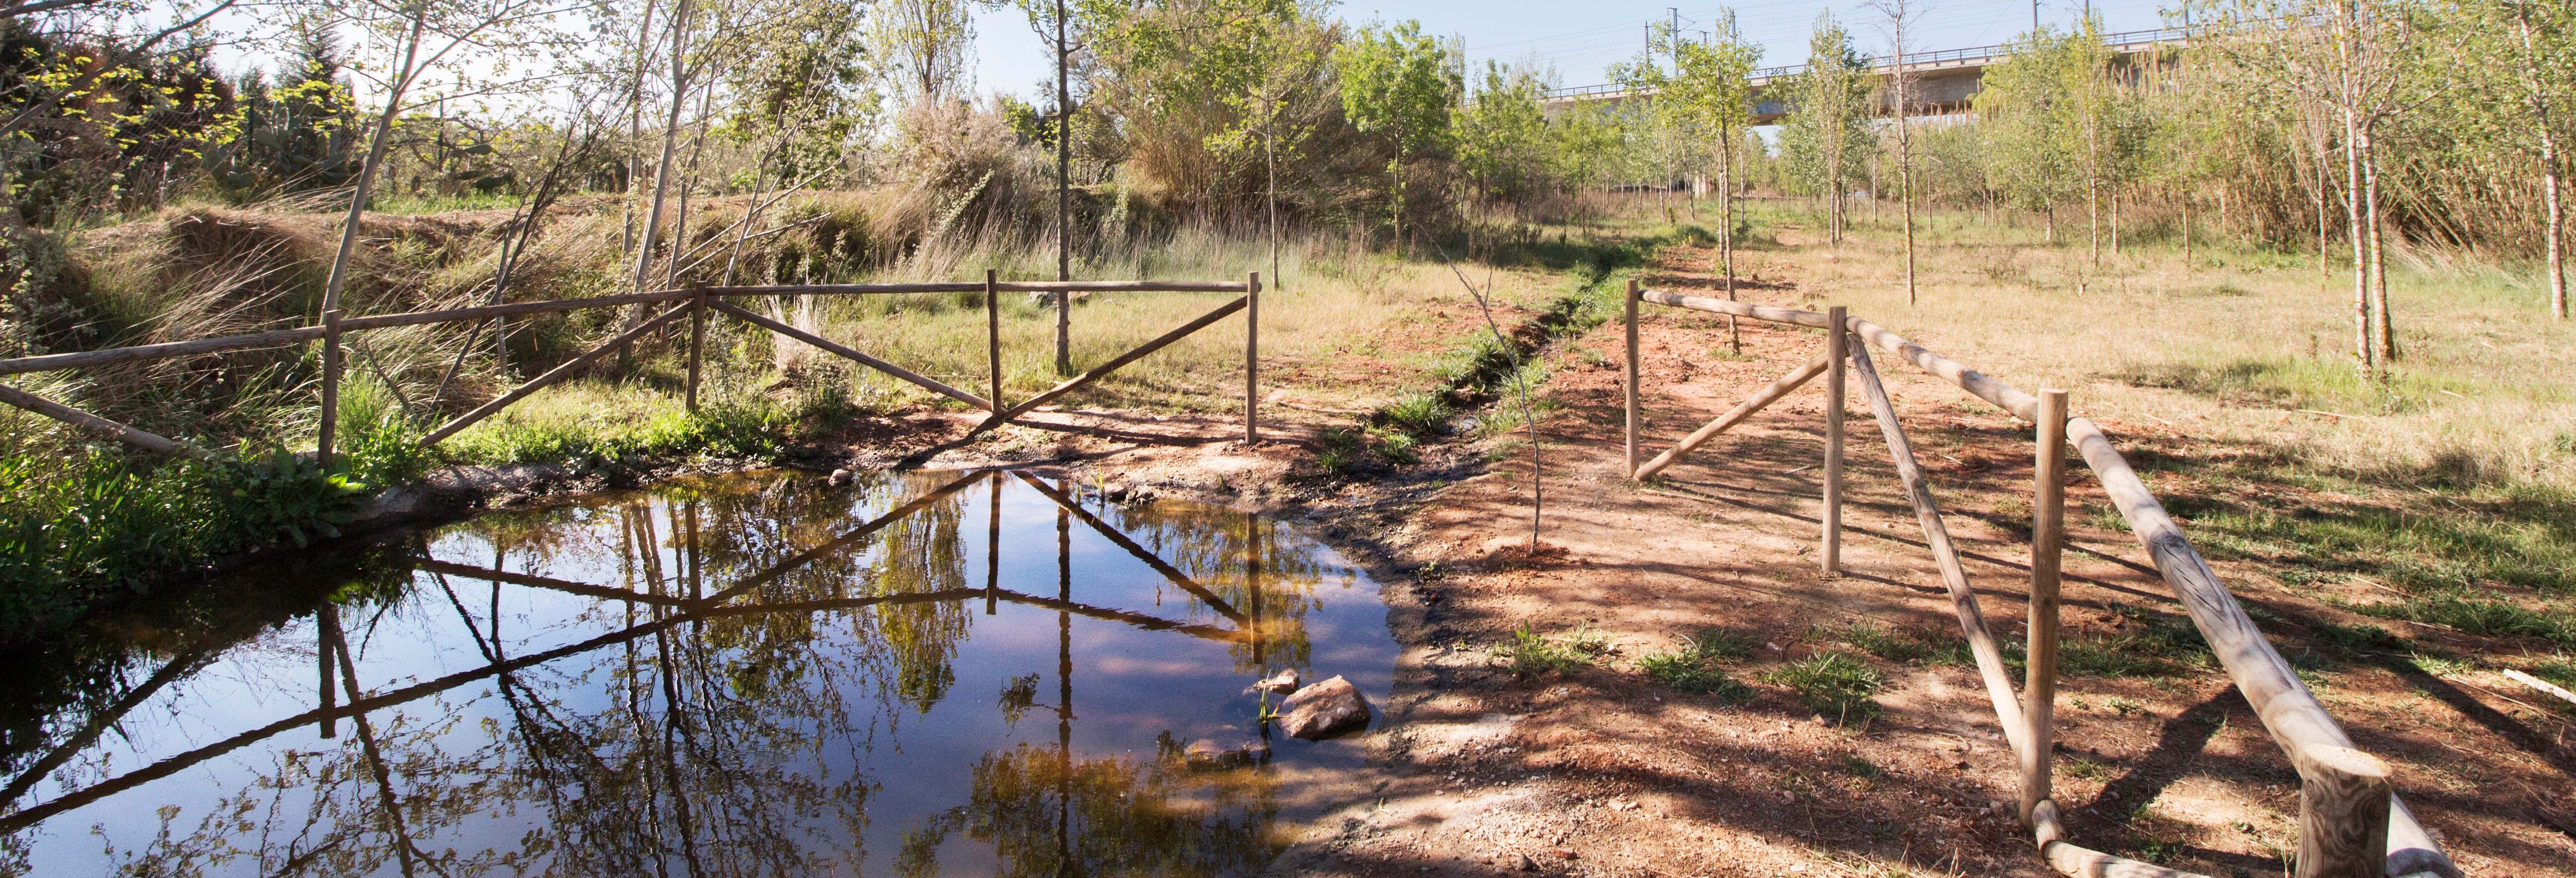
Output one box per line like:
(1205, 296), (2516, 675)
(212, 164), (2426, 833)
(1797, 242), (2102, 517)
(971, 0), (2179, 101)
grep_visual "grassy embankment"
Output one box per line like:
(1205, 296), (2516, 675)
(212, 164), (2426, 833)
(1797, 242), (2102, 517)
(0, 193), (1644, 637)
(1608, 196), (2576, 696)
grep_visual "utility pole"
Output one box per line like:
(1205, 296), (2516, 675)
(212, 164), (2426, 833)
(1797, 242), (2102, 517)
(2033, 0), (2040, 33)
(1669, 7), (1680, 63)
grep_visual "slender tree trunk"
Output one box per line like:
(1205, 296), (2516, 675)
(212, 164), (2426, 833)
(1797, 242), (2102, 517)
(1899, 116), (1916, 304)
(1053, 0), (1072, 376)
(2547, 143), (2568, 320)
(2313, 118), (2332, 278)
(627, 0), (694, 343)
(321, 4), (428, 314)
(2362, 129), (2394, 363)
(1723, 141), (1740, 353)
(623, 0), (660, 258)
(664, 83), (712, 290)
(2344, 108), (2372, 371)
(2182, 191), (2191, 262)
(2518, 7), (2567, 319)
(2087, 132), (2100, 271)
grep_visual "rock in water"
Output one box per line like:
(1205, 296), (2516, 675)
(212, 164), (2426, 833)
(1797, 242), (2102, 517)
(1250, 668), (1301, 695)
(827, 469), (854, 486)
(1277, 675), (1369, 740)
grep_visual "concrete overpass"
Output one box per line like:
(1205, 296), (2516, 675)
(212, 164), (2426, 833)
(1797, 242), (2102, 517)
(1542, 25), (2194, 123)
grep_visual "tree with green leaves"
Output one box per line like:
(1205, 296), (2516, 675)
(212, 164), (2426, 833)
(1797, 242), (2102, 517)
(1972, 25), (2085, 245)
(1453, 61), (1552, 209)
(873, 0), (977, 101)
(1334, 19), (1458, 252)
(1777, 12), (1874, 243)
(1673, 14), (1761, 311)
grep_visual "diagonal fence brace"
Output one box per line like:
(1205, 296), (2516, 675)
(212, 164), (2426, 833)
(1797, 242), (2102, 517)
(421, 303), (694, 447)
(973, 294), (1248, 435)
(709, 300), (992, 410)
(1632, 351), (1831, 480)
(0, 382), (207, 458)
(1011, 471), (1248, 623)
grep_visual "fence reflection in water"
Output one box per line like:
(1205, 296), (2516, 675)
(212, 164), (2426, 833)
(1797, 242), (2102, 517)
(0, 468), (1393, 877)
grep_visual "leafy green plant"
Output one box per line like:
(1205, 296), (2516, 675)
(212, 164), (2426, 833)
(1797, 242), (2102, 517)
(1765, 652), (1885, 723)
(0, 444), (370, 636)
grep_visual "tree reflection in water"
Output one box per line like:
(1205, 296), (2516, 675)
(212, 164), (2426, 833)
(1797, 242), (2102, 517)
(0, 469), (1392, 877)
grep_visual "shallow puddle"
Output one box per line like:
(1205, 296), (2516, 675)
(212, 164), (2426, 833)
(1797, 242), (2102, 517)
(0, 469), (1396, 876)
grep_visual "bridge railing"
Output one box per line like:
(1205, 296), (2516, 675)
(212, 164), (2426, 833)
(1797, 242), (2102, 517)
(1617, 281), (2461, 878)
(0, 274), (1265, 462)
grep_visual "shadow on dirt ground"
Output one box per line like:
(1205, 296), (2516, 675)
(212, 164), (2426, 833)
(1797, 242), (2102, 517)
(1248, 272), (2574, 876)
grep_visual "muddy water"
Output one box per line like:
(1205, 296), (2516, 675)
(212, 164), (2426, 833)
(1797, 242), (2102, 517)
(0, 470), (1396, 877)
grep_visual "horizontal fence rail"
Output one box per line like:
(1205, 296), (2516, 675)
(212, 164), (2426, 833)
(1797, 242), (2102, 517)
(0, 275), (1263, 459)
(1623, 284), (2460, 878)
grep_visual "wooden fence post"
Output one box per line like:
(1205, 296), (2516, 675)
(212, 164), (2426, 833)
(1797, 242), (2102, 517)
(1822, 305), (1846, 573)
(686, 290), (706, 412)
(2022, 388), (2068, 825)
(986, 270), (1003, 413)
(1624, 278), (1640, 479)
(1245, 271), (1260, 443)
(318, 309), (342, 469)
(2297, 744), (2394, 878)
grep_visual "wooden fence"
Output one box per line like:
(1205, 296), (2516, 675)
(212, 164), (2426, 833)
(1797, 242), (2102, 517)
(0, 273), (1264, 461)
(1619, 280), (2462, 878)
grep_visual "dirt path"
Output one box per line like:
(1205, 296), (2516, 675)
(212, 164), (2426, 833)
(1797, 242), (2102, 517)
(758, 235), (2576, 878)
(1199, 243), (2567, 877)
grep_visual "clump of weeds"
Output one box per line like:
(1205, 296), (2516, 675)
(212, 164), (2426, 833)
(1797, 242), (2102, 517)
(1765, 652), (1886, 724)
(1639, 628), (1757, 701)
(1500, 623), (1611, 679)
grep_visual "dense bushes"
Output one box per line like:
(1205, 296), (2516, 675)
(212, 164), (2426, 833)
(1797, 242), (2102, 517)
(0, 446), (367, 636)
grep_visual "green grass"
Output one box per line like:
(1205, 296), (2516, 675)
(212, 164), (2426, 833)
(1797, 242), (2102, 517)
(1765, 652), (1886, 724)
(2350, 589), (2575, 647)
(443, 380), (792, 468)
(2530, 654), (2576, 690)
(1830, 620), (1934, 663)
(1639, 628), (1758, 701)
(2053, 607), (2213, 678)
(1376, 391), (1454, 437)
(1500, 623), (1611, 679)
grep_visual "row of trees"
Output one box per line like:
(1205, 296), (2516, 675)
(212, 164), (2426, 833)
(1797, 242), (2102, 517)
(0, 0), (2566, 357)
(1605, 0), (2570, 370)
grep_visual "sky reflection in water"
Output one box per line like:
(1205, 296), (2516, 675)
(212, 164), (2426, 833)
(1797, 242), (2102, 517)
(0, 469), (1396, 877)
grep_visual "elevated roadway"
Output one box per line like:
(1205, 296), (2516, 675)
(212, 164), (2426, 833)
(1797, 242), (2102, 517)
(1542, 25), (2194, 122)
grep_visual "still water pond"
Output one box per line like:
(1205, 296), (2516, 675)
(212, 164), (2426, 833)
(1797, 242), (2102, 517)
(0, 469), (1396, 876)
